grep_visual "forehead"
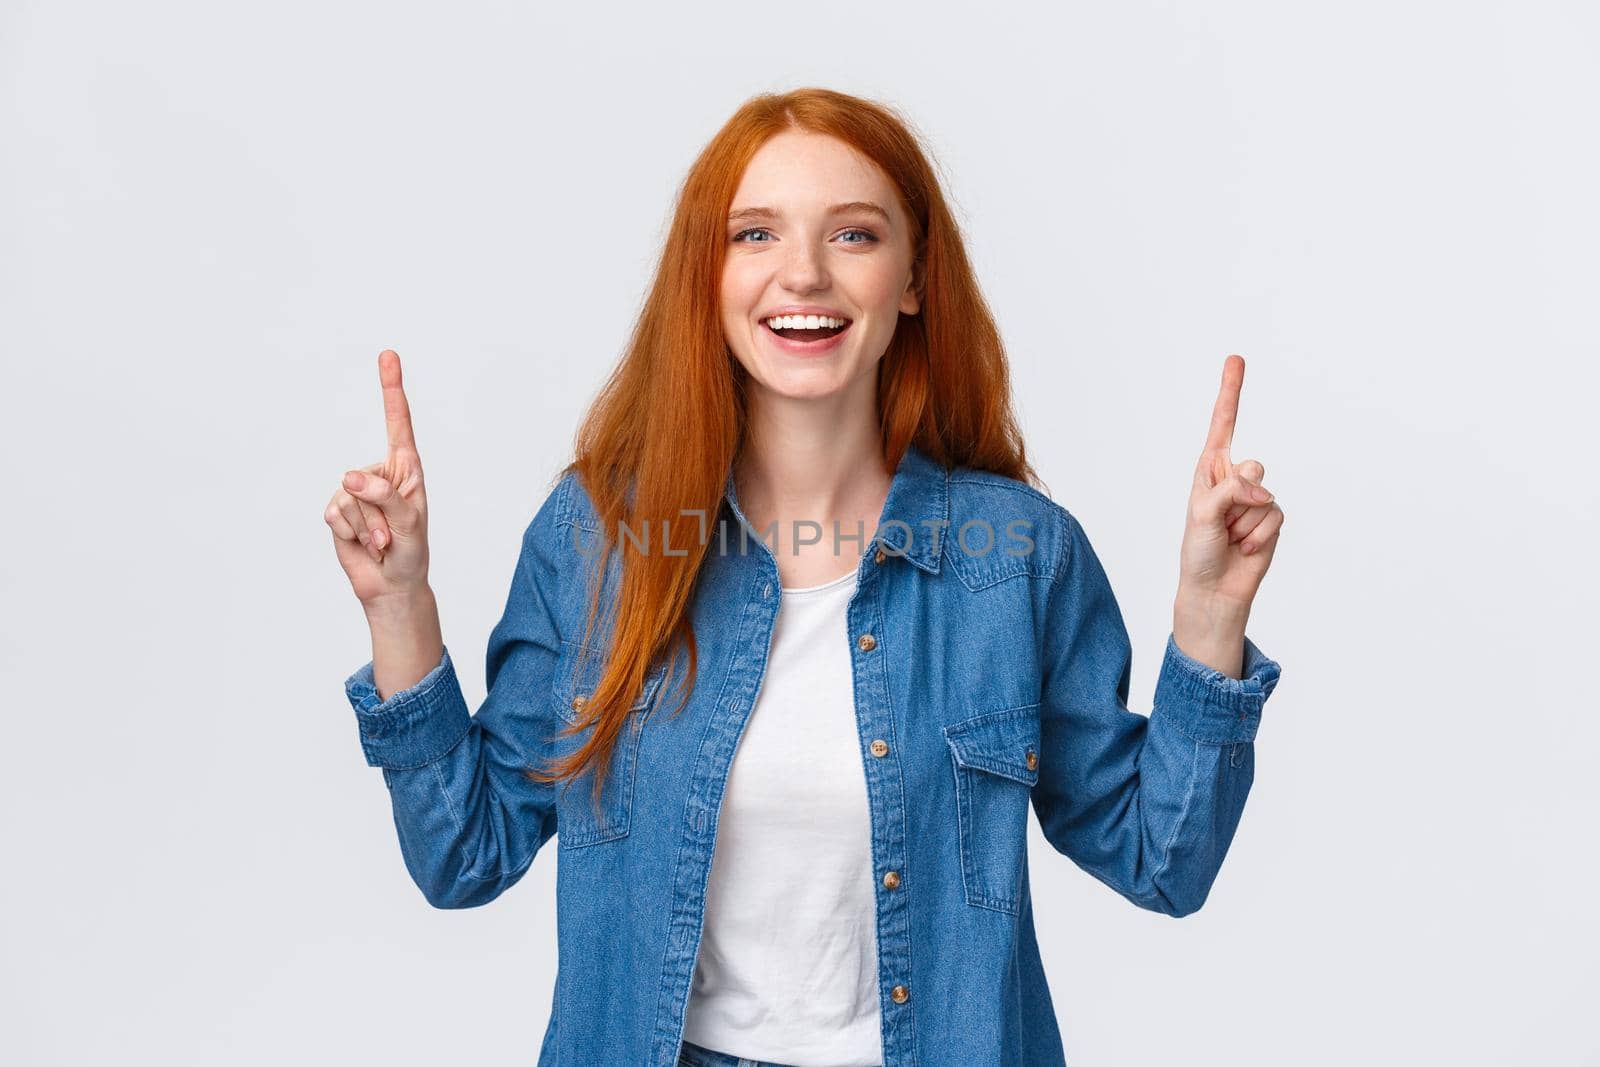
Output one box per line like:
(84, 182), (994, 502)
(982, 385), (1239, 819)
(730, 130), (899, 214)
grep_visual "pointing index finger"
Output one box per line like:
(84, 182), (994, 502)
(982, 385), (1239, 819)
(1203, 354), (1245, 457)
(378, 349), (416, 454)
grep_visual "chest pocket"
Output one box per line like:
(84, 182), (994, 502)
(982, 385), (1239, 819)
(943, 704), (1041, 916)
(550, 639), (668, 849)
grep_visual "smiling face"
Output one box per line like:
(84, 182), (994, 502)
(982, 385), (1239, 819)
(720, 129), (921, 406)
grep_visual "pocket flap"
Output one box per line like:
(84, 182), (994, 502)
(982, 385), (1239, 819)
(552, 640), (667, 724)
(943, 705), (1041, 786)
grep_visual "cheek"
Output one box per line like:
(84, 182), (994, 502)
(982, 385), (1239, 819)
(848, 257), (914, 311)
(719, 269), (758, 359)
(720, 261), (759, 311)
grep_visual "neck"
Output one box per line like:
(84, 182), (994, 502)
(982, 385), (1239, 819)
(734, 392), (892, 566)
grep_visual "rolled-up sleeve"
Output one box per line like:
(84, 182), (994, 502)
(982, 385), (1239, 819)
(1031, 510), (1282, 917)
(344, 646), (471, 770)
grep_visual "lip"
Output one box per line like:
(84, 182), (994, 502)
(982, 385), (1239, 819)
(761, 317), (854, 356)
(759, 305), (853, 321)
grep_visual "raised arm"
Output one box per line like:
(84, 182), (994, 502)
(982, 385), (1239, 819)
(326, 348), (567, 908)
(341, 490), (569, 909)
(1031, 354), (1285, 916)
(1030, 511), (1281, 917)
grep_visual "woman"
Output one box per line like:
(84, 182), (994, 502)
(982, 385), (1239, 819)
(325, 87), (1284, 1067)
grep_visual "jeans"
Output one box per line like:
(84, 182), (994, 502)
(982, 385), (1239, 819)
(677, 1038), (798, 1067)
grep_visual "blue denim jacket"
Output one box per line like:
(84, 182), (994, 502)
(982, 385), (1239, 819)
(343, 443), (1282, 1066)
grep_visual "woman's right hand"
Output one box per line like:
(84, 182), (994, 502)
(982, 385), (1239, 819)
(325, 349), (431, 608)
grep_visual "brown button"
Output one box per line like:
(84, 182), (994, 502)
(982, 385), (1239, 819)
(890, 984), (909, 1004)
(874, 546), (887, 564)
(869, 739), (890, 757)
(857, 633), (877, 652)
(882, 870), (901, 890)
(570, 694), (588, 712)
(1025, 749), (1038, 771)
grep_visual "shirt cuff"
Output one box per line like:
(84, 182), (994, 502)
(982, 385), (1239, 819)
(1152, 633), (1282, 745)
(343, 645), (473, 769)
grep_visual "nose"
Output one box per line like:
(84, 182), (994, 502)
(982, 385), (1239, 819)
(777, 235), (829, 294)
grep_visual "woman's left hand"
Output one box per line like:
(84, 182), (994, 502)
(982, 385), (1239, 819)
(1177, 354), (1284, 612)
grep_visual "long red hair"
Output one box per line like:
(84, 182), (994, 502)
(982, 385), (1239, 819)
(525, 87), (1042, 809)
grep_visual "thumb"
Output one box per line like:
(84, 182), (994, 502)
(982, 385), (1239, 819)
(342, 469), (419, 535)
(1193, 471), (1273, 526)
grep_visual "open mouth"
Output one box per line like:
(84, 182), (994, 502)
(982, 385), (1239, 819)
(762, 317), (853, 345)
(768, 323), (848, 341)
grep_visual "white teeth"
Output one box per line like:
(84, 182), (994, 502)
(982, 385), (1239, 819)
(764, 314), (848, 330)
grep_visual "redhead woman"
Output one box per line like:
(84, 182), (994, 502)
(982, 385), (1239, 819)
(325, 87), (1284, 1067)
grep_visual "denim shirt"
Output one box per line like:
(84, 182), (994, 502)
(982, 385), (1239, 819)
(343, 442), (1282, 1067)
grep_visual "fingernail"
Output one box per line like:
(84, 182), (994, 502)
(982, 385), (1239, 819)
(373, 528), (387, 549)
(1253, 487), (1273, 503)
(1242, 541), (1256, 554)
(345, 472), (366, 491)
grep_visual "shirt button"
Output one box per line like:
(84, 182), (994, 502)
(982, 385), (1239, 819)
(874, 546), (887, 564)
(1025, 749), (1038, 771)
(882, 870), (901, 890)
(869, 739), (889, 757)
(857, 633), (877, 652)
(891, 984), (909, 1004)
(571, 694), (588, 712)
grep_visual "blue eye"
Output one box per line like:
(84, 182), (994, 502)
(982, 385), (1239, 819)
(729, 227), (880, 244)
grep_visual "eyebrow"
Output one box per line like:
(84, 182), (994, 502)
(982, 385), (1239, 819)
(727, 201), (893, 227)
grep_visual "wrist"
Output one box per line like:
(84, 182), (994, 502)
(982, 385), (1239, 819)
(1172, 590), (1249, 679)
(1173, 588), (1251, 633)
(363, 583), (437, 625)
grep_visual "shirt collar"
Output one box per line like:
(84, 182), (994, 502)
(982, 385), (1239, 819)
(722, 441), (951, 575)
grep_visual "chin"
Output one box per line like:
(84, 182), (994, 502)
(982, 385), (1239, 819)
(748, 366), (853, 402)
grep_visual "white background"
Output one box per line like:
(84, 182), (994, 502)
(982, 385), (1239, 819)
(3, 2), (1596, 1064)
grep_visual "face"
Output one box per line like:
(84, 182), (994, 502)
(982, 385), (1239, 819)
(720, 129), (921, 406)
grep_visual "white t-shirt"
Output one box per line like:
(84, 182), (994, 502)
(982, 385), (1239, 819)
(680, 567), (883, 1067)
